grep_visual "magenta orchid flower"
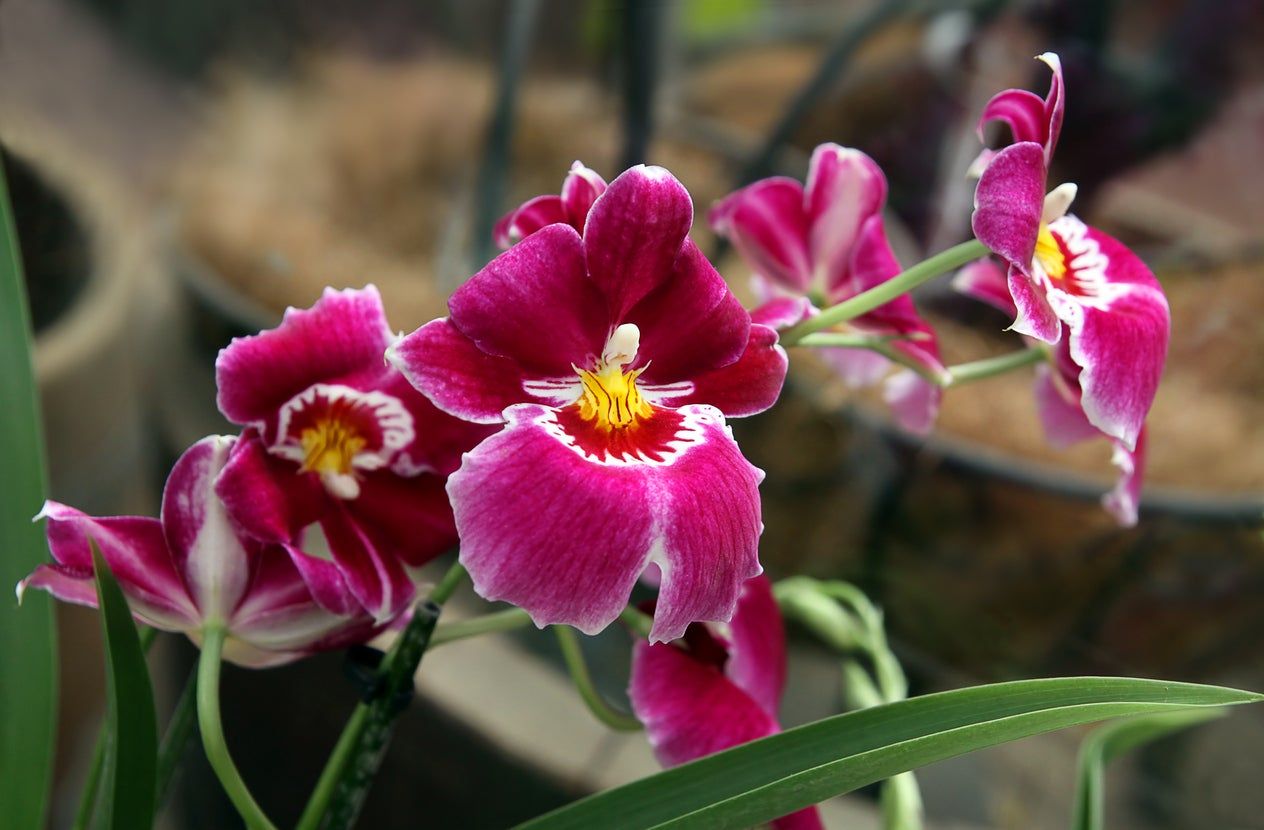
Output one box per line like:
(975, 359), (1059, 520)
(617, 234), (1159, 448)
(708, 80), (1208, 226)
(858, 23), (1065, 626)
(215, 285), (493, 621)
(971, 53), (1170, 454)
(628, 575), (823, 830)
(710, 143), (947, 434)
(493, 161), (607, 249)
(17, 436), (383, 667)
(390, 165), (787, 643)
(955, 259), (1146, 525)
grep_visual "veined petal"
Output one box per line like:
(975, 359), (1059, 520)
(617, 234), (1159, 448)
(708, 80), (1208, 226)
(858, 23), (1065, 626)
(883, 371), (943, 436)
(1045, 219), (1170, 449)
(804, 144), (886, 294)
(1033, 362), (1100, 448)
(972, 141), (1047, 275)
(630, 240), (751, 384)
(750, 296), (814, 330)
(1104, 430), (1146, 527)
(216, 430), (325, 545)
(216, 285), (394, 427)
(647, 324), (787, 418)
(388, 318), (539, 424)
(561, 161), (607, 230)
(1008, 264), (1062, 343)
(953, 258), (1017, 318)
(162, 436), (251, 622)
(976, 88), (1048, 146)
(318, 501), (417, 622)
(344, 470), (457, 569)
(723, 575), (786, 717)
(708, 177), (813, 293)
(30, 502), (198, 629)
(584, 165), (694, 320)
(378, 372), (497, 477)
(448, 224), (609, 375)
(493, 194), (567, 249)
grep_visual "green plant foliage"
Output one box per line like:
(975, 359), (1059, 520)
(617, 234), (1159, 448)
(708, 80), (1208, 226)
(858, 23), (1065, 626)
(93, 546), (158, 829)
(0, 160), (57, 829)
(518, 677), (1260, 830)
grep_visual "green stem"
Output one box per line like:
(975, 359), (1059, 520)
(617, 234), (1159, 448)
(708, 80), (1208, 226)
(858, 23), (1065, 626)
(553, 626), (641, 732)
(430, 607), (532, 648)
(947, 346), (1047, 386)
(781, 239), (988, 346)
(197, 626), (278, 830)
(296, 562), (461, 830)
(71, 627), (158, 830)
(618, 606), (654, 640)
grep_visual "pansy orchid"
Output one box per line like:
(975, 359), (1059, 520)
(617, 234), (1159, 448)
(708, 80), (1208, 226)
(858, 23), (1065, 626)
(971, 53), (1170, 455)
(215, 285), (493, 621)
(710, 143), (947, 434)
(628, 575), (823, 829)
(390, 165), (787, 643)
(18, 436), (382, 667)
(955, 259), (1146, 525)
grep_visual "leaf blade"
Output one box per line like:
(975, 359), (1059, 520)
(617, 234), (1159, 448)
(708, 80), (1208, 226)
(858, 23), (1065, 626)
(0, 157), (57, 830)
(93, 545), (159, 829)
(517, 677), (1260, 830)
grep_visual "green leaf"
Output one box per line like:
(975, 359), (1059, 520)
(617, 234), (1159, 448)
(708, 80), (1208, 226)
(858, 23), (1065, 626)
(517, 677), (1260, 830)
(0, 158), (58, 828)
(1071, 707), (1226, 830)
(93, 545), (158, 829)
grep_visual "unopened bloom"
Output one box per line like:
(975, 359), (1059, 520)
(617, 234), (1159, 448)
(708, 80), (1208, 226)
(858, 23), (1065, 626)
(628, 575), (823, 830)
(971, 53), (1170, 454)
(391, 165), (787, 642)
(18, 437), (382, 667)
(215, 285), (492, 621)
(955, 259), (1145, 525)
(493, 161), (606, 249)
(710, 143), (946, 433)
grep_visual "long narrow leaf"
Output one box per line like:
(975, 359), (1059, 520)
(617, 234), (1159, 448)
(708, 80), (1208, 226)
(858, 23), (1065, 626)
(1071, 707), (1226, 830)
(518, 677), (1260, 830)
(0, 159), (58, 829)
(93, 545), (158, 829)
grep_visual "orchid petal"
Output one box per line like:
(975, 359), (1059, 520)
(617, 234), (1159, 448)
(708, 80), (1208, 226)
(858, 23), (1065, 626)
(1032, 363), (1101, 448)
(1104, 430), (1145, 527)
(449, 224), (609, 375)
(648, 324), (787, 418)
(976, 88), (1048, 146)
(724, 575), (786, 716)
(709, 177), (813, 292)
(1007, 264), (1063, 343)
(561, 161), (607, 230)
(883, 371), (943, 436)
(494, 194), (567, 249)
(804, 144), (886, 294)
(952, 258), (1017, 318)
(584, 165), (694, 320)
(750, 296), (814, 330)
(971, 141), (1047, 274)
(318, 501), (417, 622)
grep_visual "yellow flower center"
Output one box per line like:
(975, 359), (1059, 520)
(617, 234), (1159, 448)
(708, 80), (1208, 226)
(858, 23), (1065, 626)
(300, 418), (367, 476)
(576, 365), (653, 431)
(1035, 223), (1067, 282)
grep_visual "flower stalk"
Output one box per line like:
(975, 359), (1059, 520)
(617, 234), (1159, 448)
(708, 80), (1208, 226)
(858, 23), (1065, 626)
(946, 346), (1048, 386)
(781, 239), (988, 346)
(554, 626), (642, 732)
(430, 607), (532, 648)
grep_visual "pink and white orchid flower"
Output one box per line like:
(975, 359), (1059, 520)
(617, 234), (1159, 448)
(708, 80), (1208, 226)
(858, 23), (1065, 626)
(493, 161), (607, 249)
(710, 143), (947, 434)
(215, 285), (493, 622)
(955, 259), (1146, 525)
(628, 575), (824, 830)
(18, 436), (383, 667)
(971, 53), (1170, 454)
(390, 165), (787, 643)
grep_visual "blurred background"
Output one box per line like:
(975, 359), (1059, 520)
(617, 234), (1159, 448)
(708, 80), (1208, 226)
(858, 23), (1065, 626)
(4, 0), (1263, 827)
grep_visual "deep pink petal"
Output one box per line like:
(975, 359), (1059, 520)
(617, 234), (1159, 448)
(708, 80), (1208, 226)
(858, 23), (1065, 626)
(818, 346), (892, 387)
(32, 501), (198, 629)
(976, 88), (1048, 146)
(750, 297), (814, 330)
(1032, 362), (1099, 448)
(216, 286), (394, 426)
(494, 194), (567, 249)
(1008, 264), (1062, 343)
(162, 436), (252, 621)
(804, 144), (886, 294)
(388, 318), (536, 424)
(319, 501), (417, 622)
(449, 404), (657, 636)
(1104, 430), (1145, 527)
(216, 431), (326, 544)
(378, 371), (496, 477)
(953, 258), (1017, 318)
(647, 324), (787, 418)
(724, 575), (786, 717)
(448, 224), (609, 375)
(883, 371), (942, 435)
(345, 470), (457, 569)
(561, 161), (607, 230)
(584, 165), (694, 320)
(971, 141), (1047, 275)
(631, 240), (751, 383)
(1039, 52), (1066, 160)
(280, 543), (366, 616)
(709, 177), (812, 293)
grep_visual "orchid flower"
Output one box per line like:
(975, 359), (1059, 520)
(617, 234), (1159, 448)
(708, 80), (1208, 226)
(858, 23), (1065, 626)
(970, 53), (1170, 455)
(390, 165), (788, 643)
(955, 259), (1145, 525)
(215, 285), (493, 622)
(710, 143), (947, 434)
(628, 575), (823, 830)
(493, 161), (607, 249)
(17, 436), (383, 667)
